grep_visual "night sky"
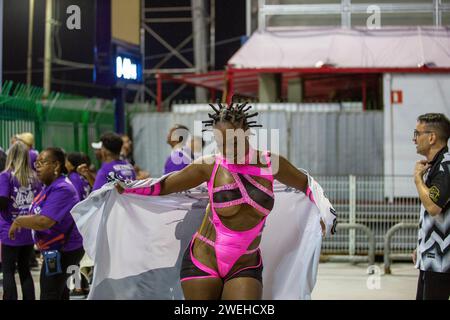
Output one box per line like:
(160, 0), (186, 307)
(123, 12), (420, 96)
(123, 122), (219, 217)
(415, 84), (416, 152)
(2, 0), (245, 102)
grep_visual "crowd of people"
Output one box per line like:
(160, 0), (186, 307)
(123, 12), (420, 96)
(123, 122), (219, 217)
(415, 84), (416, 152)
(1, 108), (448, 301)
(0, 125), (203, 300)
(0, 130), (158, 300)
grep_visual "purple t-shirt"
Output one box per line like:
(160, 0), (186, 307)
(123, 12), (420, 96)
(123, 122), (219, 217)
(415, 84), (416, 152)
(29, 149), (39, 171)
(92, 159), (136, 191)
(164, 148), (193, 174)
(0, 170), (42, 246)
(68, 172), (91, 201)
(30, 176), (83, 252)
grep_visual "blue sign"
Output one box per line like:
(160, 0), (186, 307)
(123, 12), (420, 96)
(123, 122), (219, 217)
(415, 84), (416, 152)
(94, 0), (142, 86)
(115, 54), (142, 83)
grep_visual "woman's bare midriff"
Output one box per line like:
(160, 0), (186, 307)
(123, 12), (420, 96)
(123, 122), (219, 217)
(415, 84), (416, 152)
(192, 152), (273, 278)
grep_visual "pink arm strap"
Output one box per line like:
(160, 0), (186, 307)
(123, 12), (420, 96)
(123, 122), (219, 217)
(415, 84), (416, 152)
(124, 182), (161, 196)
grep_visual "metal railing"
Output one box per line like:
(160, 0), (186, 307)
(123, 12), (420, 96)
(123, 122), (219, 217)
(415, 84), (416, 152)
(257, 0), (450, 29)
(318, 175), (420, 261)
(384, 222), (418, 274)
(325, 223), (375, 266)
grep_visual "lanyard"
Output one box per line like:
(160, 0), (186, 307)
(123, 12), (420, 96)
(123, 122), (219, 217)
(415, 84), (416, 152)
(30, 189), (47, 214)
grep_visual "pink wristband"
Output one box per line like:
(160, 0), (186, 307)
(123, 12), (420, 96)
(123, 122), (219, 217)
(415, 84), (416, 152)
(124, 182), (161, 196)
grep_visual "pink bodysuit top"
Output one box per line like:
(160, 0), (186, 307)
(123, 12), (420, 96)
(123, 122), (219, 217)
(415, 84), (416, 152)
(194, 149), (274, 278)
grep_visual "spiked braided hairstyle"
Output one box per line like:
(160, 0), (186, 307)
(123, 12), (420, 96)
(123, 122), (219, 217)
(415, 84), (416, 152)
(202, 102), (262, 132)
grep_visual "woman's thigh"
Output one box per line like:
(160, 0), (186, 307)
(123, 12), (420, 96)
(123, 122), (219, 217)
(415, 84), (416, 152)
(181, 277), (223, 300)
(221, 277), (262, 300)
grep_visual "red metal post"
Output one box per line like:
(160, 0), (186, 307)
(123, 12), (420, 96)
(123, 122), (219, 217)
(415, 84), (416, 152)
(362, 75), (367, 111)
(226, 69), (234, 104)
(209, 88), (217, 102)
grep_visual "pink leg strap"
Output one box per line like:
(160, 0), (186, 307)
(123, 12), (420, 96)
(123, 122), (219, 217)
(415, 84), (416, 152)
(189, 237), (219, 277)
(224, 249), (263, 282)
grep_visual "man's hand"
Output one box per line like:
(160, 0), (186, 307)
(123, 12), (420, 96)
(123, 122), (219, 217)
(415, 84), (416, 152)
(77, 164), (96, 187)
(412, 249), (417, 265)
(115, 183), (125, 194)
(320, 219), (326, 237)
(414, 160), (430, 182)
(77, 164), (90, 179)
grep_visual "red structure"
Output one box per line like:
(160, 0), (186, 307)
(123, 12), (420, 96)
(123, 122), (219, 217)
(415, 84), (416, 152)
(155, 27), (450, 111)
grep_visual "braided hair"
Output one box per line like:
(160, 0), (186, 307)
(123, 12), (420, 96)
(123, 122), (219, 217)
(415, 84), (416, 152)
(202, 102), (262, 132)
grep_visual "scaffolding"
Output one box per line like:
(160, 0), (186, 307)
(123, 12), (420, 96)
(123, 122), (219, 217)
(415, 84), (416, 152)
(138, 0), (216, 106)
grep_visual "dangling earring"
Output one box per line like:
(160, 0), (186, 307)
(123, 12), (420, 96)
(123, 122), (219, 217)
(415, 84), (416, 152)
(54, 170), (58, 176)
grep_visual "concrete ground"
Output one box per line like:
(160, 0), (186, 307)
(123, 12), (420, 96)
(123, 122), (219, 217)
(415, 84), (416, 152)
(312, 262), (419, 300)
(0, 262), (420, 300)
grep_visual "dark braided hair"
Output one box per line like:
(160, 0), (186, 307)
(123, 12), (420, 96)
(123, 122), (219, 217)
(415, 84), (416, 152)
(202, 102), (262, 132)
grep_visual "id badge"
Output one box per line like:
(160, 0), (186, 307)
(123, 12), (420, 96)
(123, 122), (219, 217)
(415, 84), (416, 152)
(42, 250), (62, 276)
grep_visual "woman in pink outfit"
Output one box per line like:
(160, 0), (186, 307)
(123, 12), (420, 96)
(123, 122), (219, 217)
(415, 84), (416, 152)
(118, 103), (322, 300)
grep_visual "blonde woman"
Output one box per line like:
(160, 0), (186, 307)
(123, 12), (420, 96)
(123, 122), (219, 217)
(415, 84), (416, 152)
(0, 141), (42, 300)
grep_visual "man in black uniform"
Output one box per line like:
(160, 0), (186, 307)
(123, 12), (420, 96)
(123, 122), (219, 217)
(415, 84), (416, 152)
(412, 113), (450, 300)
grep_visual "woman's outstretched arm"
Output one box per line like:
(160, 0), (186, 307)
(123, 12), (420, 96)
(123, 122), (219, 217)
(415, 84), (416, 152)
(159, 156), (213, 195)
(272, 153), (308, 193)
(272, 153), (326, 234)
(118, 155), (214, 195)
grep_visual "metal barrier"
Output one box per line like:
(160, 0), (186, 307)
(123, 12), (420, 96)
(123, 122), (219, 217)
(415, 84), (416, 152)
(319, 175), (420, 256)
(384, 222), (418, 274)
(324, 223), (375, 266)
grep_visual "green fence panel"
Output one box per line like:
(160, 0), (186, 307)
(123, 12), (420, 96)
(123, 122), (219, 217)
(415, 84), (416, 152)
(0, 81), (115, 169)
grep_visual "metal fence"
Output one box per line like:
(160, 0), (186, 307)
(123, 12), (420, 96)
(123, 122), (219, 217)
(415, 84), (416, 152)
(131, 107), (383, 177)
(0, 81), (115, 164)
(318, 175), (420, 257)
(128, 105), (419, 258)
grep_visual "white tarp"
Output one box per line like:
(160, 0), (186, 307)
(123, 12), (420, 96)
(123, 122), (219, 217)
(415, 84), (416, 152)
(229, 27), (450, 69)
(71, 177), (336, 300)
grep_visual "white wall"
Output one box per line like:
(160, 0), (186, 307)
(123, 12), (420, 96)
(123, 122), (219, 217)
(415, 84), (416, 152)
(131, 107), (383, 177)
(384, 73), (450, 197)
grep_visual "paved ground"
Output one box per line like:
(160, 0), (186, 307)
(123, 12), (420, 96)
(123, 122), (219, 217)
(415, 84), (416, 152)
(0, 262), (420, 300)
(312, 262), (419, 300)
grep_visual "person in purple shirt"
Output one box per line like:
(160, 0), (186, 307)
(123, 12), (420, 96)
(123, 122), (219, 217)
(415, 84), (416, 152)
(164, 124), (194, 174)
(91, 132), (136, 191)
(15, 132), (39, 170)
(66, 153), (92, 298)
(66, 152), (92, 201)
(8, 147), (84, 300)
(0, 141), (41, 300)
(29, 149), (39, 171)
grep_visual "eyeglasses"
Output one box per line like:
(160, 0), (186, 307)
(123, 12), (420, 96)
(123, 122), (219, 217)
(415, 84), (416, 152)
(35, 159), (55, 168)
(413, 130), (433, 139)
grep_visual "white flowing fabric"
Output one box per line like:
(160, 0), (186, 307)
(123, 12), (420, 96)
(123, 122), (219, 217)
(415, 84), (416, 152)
(71, 174), (336, 300)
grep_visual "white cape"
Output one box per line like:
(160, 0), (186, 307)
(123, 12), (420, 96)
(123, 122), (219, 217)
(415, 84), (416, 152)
(71, 175), (336, 300)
